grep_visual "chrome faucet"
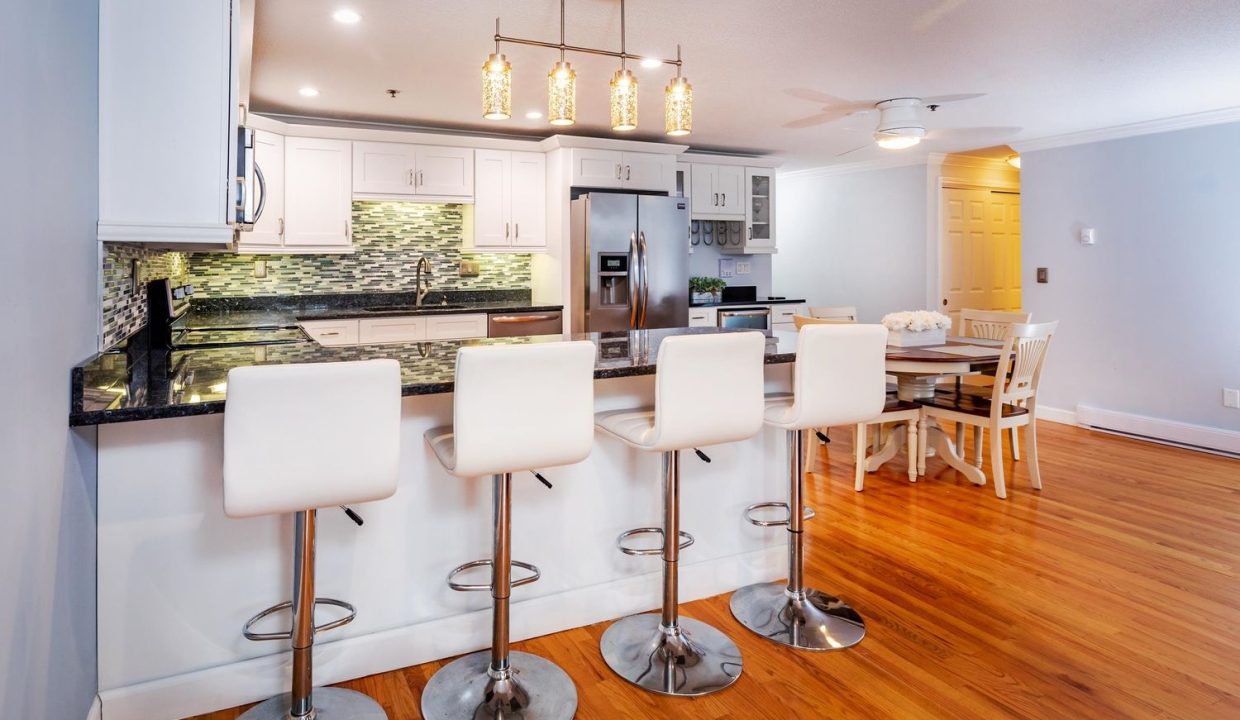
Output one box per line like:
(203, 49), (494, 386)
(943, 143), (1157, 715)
(415, 256), (433, 307)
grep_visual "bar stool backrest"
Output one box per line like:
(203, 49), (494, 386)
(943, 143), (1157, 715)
(649, 331), (766, 452)
(224, 359), (402, 518)
(452, 341), (597, 478)
(780, 324), (888, 430)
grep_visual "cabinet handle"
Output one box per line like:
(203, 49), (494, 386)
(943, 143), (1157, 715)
(409, 169), (414, 186)
(278, 218), (285, 237)
(505, 222), (510, 239)
(616, 163), (622, 179)
(515, 223), (519, 238)
(747, 225), (751, 240)
(626, 165), (631, 180)
(714, 192), (719, 206)
(722, 193), (726, 206)
(418, 170), (424, 187)
(345, 220), (350, 238)
(492, 314), (556, 323)
(320, 331), (340, 337)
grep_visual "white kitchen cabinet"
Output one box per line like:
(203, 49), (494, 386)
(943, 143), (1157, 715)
(569, 149), (674, 192)
(690, 164), (745, 219)
(688, 307), (717, 328)
(284, 137), (352, 250)
(237, 130), (284, 248)
(770, 304), (807, 331)
(352, 142), (473, 199)
(720, 167), (778, 254)
(425, 314), (488, 340)
(98, 0), (238, 245)
(300, 319), (359, 346)
(358, 316), (426, 344)
(471, 150), (546, 250)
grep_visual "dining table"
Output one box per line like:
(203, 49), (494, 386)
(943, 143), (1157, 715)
(867, 337), (1005, 487)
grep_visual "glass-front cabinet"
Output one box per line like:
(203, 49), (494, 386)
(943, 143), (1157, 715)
(718, 166), (776, 254)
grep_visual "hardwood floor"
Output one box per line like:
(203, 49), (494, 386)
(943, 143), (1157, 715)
(188, 421), (1240, 720)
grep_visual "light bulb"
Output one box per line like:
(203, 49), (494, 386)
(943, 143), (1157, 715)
(874, 133), (921, 150)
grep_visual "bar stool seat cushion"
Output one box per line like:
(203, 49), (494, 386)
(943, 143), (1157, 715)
(594, 407), (658, 448)
(424, 426), (456, 471)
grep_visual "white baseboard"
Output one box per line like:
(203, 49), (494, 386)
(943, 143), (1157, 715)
(99, 546), (783, 720)
(1075, 404), (1240, 456)
(86, 696), (102, 720)
(1035, 405), (1078, 426)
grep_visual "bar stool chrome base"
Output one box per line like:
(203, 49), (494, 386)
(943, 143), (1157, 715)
(729, 583), (865, 651)
(239, 687), (387, 720)
(420, 650), (577, 720)
(600, 613), (742, 697)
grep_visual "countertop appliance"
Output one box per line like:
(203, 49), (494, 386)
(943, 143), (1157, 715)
(717, 306), (772, 331)
(570, 193), (689, 333)
(487, 310), (564, 338)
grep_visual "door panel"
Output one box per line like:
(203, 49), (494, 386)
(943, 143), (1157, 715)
(472, 150), (509, 248)
(509, 151), (546, 247)
(244, 130), (284, 246)
(638, 196), (690, 329)
(941, 187), (1022, 326)
(585, 193), (638, 332)
(352, 141), (415, 195)
(690, 164), (716, 215)
(414, 146), (473, 196)
(285, 137), (351, 248)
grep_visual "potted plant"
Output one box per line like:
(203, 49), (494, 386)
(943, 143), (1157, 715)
(689, 276), (728, 304)
(881, 310), (953, 347)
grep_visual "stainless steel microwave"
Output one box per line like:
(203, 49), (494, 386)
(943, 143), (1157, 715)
(234, 127), (267, 230)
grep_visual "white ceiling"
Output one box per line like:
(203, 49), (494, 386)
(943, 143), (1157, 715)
(250, 0), (1240, 169)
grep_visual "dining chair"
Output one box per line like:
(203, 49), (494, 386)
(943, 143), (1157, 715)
(793, 314), (858, 446)
(808, 306), (858, 322)
(921, 321), (1057, 499)
(954, 308), (1033, 464)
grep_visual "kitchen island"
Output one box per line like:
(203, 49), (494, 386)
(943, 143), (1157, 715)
(78, 327), (799, 720)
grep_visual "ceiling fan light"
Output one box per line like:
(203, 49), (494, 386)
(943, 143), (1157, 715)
(874, 126), (925, 150)
(610, 69), (638, 132)
(482, 52), (511, 120)
(546, 61), (577, 126)
(664, 75), (692, 136)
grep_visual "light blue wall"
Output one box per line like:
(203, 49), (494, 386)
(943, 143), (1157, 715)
(0, 1), (100, 718)
(773, 164), (929, 322)
(1022, 122), (1240, 429)
(688, 242), (774, 298)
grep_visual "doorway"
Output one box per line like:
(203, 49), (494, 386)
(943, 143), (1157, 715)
(940, 187), (1021, 328)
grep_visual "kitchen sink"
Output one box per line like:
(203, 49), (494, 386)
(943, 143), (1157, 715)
(362, 304), (467, 312)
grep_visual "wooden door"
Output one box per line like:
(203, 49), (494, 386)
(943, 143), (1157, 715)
(284, 137), (352, 248)
(414, 145), (473, 196)
(941, 187), (1021, 327)
(509, 151), (546, 248)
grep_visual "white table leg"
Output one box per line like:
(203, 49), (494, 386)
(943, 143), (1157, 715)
(926, 424), (987, 486)
(865, 423), (907, 472)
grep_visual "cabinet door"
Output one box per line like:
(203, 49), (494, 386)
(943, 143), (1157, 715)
(688, 307), (716, 328)
(473, 150), (511, 248)
(715, 165), (745, 215)
(621, 152), (674, 192)
(744, 167), (776, 251)
(352, 141), (416, 195)
(690, 164), (717, 215)
(510, 151), (546, 248)
(414, 146), (473, 197)
(570, 149), (623, 188)
(425, 314), (489, 340)
(243, 130), (284, 247)
(284, 137), (352, 248)
(358, 316), (426, 344)
(301, 319), (359, 346)
(676, 162), (692, 199)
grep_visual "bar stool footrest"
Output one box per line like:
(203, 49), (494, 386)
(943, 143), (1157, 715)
(446, 558), (541, 592)
(616, 527), (695, 556)
(242, 597), (356, 641)
(743, 501), (816, 527)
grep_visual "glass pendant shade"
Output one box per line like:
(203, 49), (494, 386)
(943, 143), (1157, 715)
(482, 53), (512, 120)
(664, 76), (692, 136)
(547, 61), (576, 126)
(610, 69), (638, 131)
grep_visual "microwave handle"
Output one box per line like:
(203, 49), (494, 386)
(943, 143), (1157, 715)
(253, 163), (267, 223)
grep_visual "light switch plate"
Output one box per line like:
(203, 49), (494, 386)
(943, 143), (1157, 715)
(1036, 267), (1048, 283)
(718, 258), (736, 278)
(736, 261), (752, 275)
(1225, 388), (1240, 409)
(459, 259), (480, 277)
(1080, 227), (1096, 245)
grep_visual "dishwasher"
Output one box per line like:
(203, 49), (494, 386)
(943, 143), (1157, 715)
(486, 310), (564, 337)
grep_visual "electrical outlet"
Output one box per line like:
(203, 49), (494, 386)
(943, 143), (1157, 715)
(1224, 388), (1240, 409)
(459, 259), (480, 277)
(736, 261), (752, 275)
(253, 259), (267, 278)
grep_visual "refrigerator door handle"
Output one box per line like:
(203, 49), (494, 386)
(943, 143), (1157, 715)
(628, 232), (639, 329)
(638, 231), (649, 328)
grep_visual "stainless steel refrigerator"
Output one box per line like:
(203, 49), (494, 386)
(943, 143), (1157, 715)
(570, 193), (689, 333)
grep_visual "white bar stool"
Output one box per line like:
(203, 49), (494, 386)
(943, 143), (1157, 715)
(420, 341), (596, 720)
(594, 331), (766, 696)
(731, 324), (887, 651)
(223, 359), (402, 720)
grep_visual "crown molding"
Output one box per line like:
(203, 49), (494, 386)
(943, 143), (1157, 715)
(1011, 106), (1240, 153)
(778, 154), (929, 180)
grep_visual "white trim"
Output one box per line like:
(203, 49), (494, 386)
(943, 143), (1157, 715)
(925, 156), (944, 311)
(1075, 404), (1240, 456)
(251, 113), (548, 152)
(352, 192), (474, 204)
(779, 154), (929, 180)
(86, 696), (102, 720)
(539, 134), (689, 155)
(1034, 405), (1078, 426)
(97, 221), (234, 245)
(97, 546), (781, 720)
(680, 151), (780, 168)
(1011, 106), (1240, 153)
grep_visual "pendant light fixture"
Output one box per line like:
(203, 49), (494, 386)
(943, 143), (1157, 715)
(482, 18), (511, 120)
(546, 0), (576, 125)
(664, 45), (692, 136)
(609, 0), (637, 131)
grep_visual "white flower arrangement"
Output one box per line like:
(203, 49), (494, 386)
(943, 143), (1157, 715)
(881, 310), (952, 333)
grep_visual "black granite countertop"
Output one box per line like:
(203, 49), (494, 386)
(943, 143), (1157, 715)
(70, 327), (796, 426)
(688, 298), (807, 308)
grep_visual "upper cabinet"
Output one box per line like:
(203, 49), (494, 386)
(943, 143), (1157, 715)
(569, 149), (674, 192)
(721, 168), (777, 254)
(471, 150), (546, 251)
(284, 138), (352, 250)
(690, 164), (745, 219)
(99, 0), (238, 244)
(240, 130), (285, 248)
(352, 142), (473, 200)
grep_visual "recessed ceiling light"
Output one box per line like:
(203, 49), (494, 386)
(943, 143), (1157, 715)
(298, 87), (320, 97)
(525, 110), (543, 119)
(332, 8), (361, 24)
(640, 57), (663, 69)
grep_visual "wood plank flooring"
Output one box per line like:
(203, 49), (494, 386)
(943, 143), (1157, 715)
(188, 421), (1240, 720)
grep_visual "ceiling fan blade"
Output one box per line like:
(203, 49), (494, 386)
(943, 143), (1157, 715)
(912, 0), (970, 33)
(785, 88), (851, 105)
(836, 142), (872, 158)
(921, 92), (986, 105)
(783, 110), (855, 129)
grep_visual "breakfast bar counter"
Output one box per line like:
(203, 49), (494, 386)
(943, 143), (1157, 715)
(89, 327), (798, 720)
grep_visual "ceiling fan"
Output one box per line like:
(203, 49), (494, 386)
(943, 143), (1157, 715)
(784, 89), (1018, 156)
